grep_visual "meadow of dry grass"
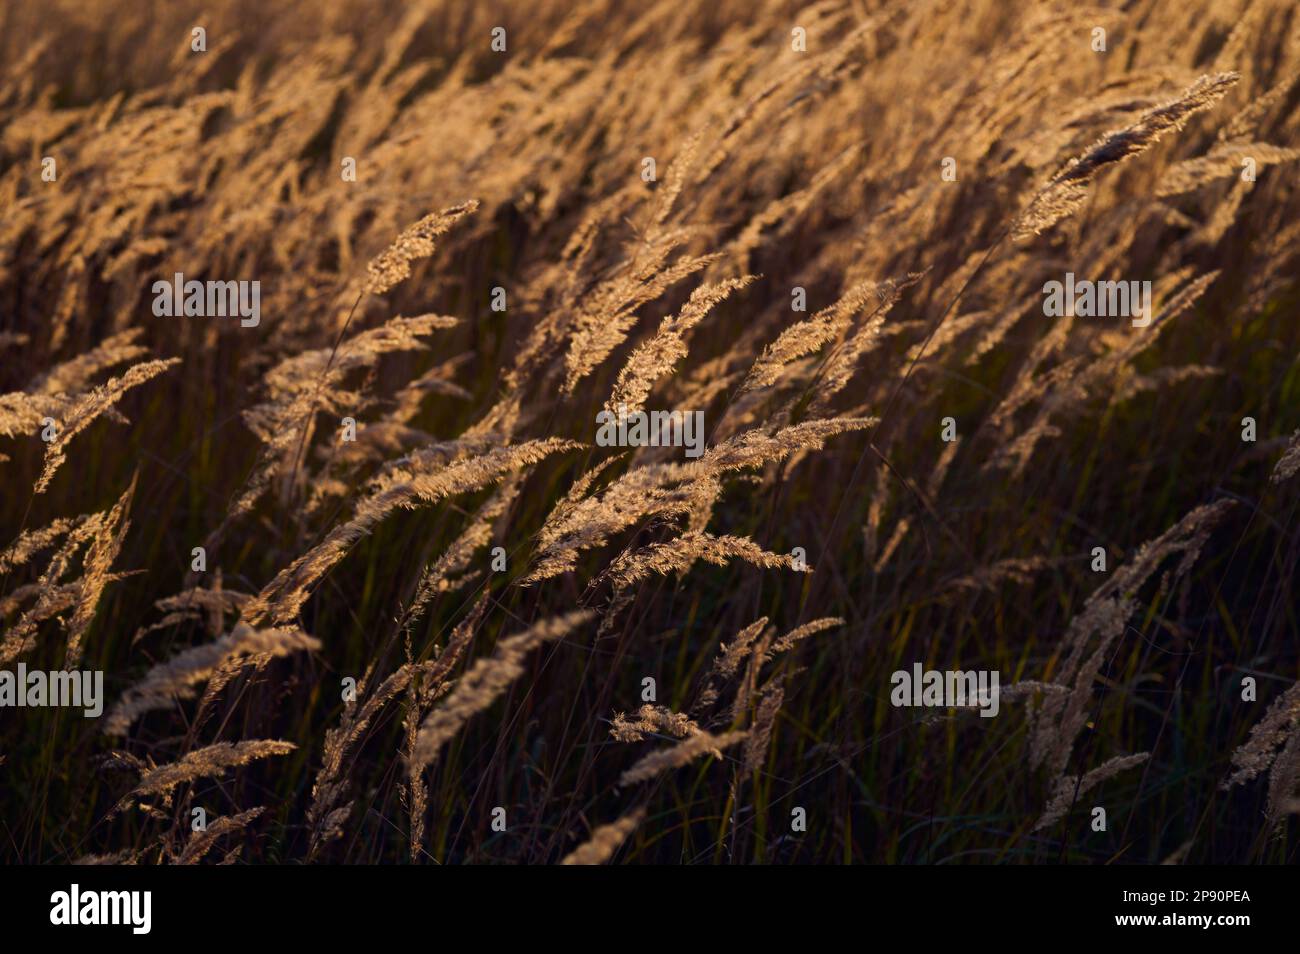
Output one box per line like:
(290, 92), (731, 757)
(1, 0), (1299, 865)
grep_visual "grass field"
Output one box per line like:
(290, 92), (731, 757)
(1, 0), (1299, 864)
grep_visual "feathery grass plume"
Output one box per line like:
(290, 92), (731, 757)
(966, 300), (1038, 367)
(306, 662), (428, 858)
(1193, 175), (1253, 248)
(1112, 364), (1222, 406)
(1223, 70), (1299, 140)
(1032, 752), (1150, 831)
(401, 477), (521, 634)
(35, 358), (179, 494)
(314, 660), (452, 863)
(540, 454), (624, 536)
(1263, 730), (1300, 829)
(907, 307), (994, 367)
(743, 279), (893, 392)
(610, 704), (700, 742)
(648, 128), (703, 230)
(362, 201), (479, 296)
(64, 475), (136, 667)
(366, 434), (508, 492)
(1271, 430), (1300, 484)
(742, 685), (785, 775)
(0, 390), (58, 440)
(714, 617), (769, 680)
(1096, 271), (1220, 383)
(811, 272), (925, 413)
(0, 510), (109, 650)
(0, 584), (78, 665)
(1030, 500), (1234, 778)
(105, 623), (320, 735)
(522, 466), (710, 584)
(0, 582), (42, 621)
(0, 331), (148, 440)
(303, 422), (437, 513)
(30, 329), (149, 396)
(694, 617), (771, 714)
(725, 146), (860, 265)
(73, 851), (139, 865)
(987, 271), (1219, 477)
(402, 597), (488, 860)
(559, 807), (645, 865)
(768, 617), (843, 658)
(0, 516), (80, 575)
(943, 557), (1055, 595)
(390, 353), (475, 421)
(494, 190), (636, 399)
(605, 275), (756, 415)
(305, 598), (485, 857)
(605, 530), (804, 587)
(1015, 73), (1240, 239)
(594, 583), (636, 647)
(132, 581), (251, 645)
(401, 660), (431, 862)
(618, 729), (747, 786)
(231, 313), (461, 519)
(1156, 141), (1300, 197)
(686, 417), (879, 477)
(176, 806), (265, 864)
(694, 21), (836, 180)
(730, 623), (774, 723)
(114, 740), (295, 814)
(1222, 680), (1300, 792)
(563, 236), (721, 392)
(244, 438), (577, 625)
(410, 611), (593, 770)
(1211, 0), (1265, 72)
(191, 633), (290, 730)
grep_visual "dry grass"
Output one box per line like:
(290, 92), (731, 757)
(2, 0), (1299, 864)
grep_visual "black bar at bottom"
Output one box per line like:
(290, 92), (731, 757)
(8, 864), (1279, 940)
